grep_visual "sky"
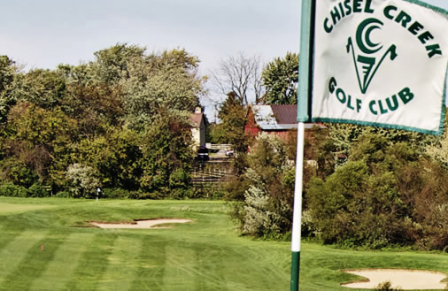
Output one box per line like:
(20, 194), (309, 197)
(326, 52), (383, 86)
(0, 0), (447, 114)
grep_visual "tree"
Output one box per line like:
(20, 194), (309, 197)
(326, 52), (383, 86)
(215, 92), (249, 152)
(17, 69), (67, 109)
(0, 102), (78, 188)
(74, 127), (142, 190)
(120, 47), (205, 129)
(140, 109), (194, 198)
(262, 52), (299, 105)
(59, 45), (205, 131)
(90, 43), (146, 85)
(62, 83), (124, 138)
(211, 53), (264, 106)
(232, 133), (295, 237)
(306, 131), (448, 250)
(0, 56), (21, 123)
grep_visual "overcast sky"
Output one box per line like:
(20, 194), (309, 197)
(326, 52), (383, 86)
(0, 0), (447, 113)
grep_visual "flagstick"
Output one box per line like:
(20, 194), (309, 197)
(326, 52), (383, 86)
(291, 0), (313, 289)
(290, 122), (305, 291)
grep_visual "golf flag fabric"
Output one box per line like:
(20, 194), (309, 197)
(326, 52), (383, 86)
(309, 0), (448, 135)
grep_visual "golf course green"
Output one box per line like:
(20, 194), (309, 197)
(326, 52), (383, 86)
(0, 197), (447, 290)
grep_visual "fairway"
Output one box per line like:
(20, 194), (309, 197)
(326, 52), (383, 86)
(0, 197), (447, 290)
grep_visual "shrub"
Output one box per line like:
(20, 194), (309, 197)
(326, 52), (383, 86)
(28, 183), (49, 197)
(374, 281), (402, 291)
(66, 163), (101, 198)
(0, 183), (29, 197)
(231, 133), (295, 237)
(54, 191), (71, 198)
(102, 188), (130, 199)
(306, 131), (448, 250)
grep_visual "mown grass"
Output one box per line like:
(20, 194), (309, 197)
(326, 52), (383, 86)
(0, 197), (447, 290)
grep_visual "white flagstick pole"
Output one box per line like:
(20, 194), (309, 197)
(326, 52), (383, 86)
(290, 122), (305, 291)
(292, 0), (313, 289)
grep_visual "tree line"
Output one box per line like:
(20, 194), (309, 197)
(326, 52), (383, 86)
(0, 44), (299, 199)
(0, 44), (203, 199)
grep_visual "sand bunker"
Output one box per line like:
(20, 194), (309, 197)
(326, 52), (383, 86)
(90, 219), (191, 229)
(342, 269), (447, 290)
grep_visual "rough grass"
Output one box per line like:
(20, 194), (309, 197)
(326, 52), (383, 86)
(0, 197), (447, 290)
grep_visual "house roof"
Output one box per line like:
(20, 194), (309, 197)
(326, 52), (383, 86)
(251, 105), (325, 130)
(189, 113), (203, 128)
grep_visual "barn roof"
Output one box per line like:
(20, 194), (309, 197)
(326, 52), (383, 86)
(251, 105), (325, 130)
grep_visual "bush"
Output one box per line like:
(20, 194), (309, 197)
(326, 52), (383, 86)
(66, 163), (101, 198)
(0, 183), (29, 197)
(231, 133), (295, 237)
(306, 132), (448, 250)
(137, 191), (163, 199)
(28, 183), (49, 197)
(375, 281), (402, 291)
(101, 188), (130, 199)
(54, 191), (71, 198)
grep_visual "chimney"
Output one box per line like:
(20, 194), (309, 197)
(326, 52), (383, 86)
(195, 106), (202, 114)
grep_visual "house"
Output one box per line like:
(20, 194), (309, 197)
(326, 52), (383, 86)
(245, 105), (325, 139)
(190, 107), (207, 148)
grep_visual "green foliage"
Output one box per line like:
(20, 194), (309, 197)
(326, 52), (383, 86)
(101, 188), (131, 199)
(232, 133), (294, 237)
(0, 56), (21, 122)
(306, 131), (448, 250)
(304, 126), (336, 179)
(62, 83), (124, 137)
(140, 110), (194, 197)
(0, 183), (28, 197)
(75, 127), (142, 190)
(0, 47), (208, 198)
(115, 46), (204, 128)
(327, 123), (435, 166)
(28, 183), (49, 197)
(91, 43), (146, 85)
(18, 69), (66, 108)
(54, 191), (70, 198)
(262, 52), (299, 105)
(0, 182), (50, 198)
(1, 102), (78, 188)
(215, 92), (249, 152)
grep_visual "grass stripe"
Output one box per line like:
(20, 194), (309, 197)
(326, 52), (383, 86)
(97, 233), (143, 291)
(0, 231), (68, 290)
(130, 236), (167, 291)
(65, 232), (117, 290)
(162, 244), (198, 291)
(192, 244), (229, 291)
(30, 232), (94, 290)
(0, 217), (27, 253)
(0, 230), (48, 289)
(0, 223), (9, 252)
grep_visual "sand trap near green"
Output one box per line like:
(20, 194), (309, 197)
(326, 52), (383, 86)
(0, 202), (55, 214)
(90, 219), (192, 229)
(342, 269), (448, 290)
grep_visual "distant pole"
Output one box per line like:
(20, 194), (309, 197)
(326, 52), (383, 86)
(290, 122), (305, 291)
